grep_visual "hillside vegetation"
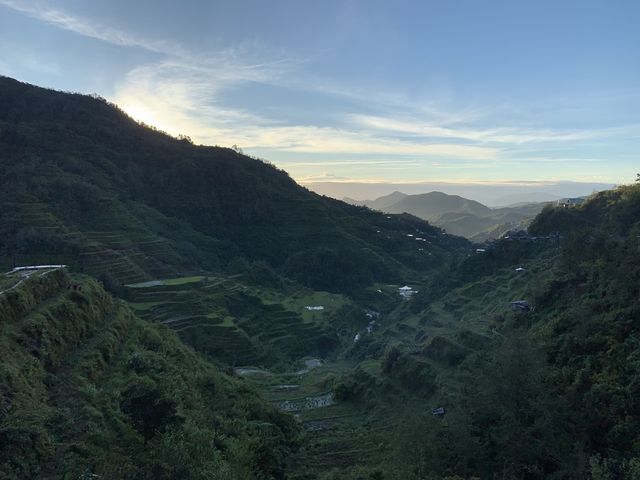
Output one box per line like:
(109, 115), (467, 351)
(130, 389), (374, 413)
(0, 77), (468, 293)
(311, 183), (640, 479)
(0, 268), (298, 479)
(3, 74), (640, 480)
(346, 191), (546, 240)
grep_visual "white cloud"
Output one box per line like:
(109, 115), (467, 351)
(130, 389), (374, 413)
(0, 0), (187, 56)
(111, 61), (498, 159)
(348, 114), (639, 145)
(3, 0), (636, 183)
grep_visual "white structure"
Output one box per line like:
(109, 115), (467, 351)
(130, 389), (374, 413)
(398, 285), (417, 299)
(515, 267), (526, 272)
(305, 306), (325, 311)
(353, 333), (361, 343)
(366, 320), (376, 334)
(10, 265), (66, 273)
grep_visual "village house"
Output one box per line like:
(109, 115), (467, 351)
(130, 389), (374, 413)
(398, 285), (417, 299)
(511, 300), (531, 312)
(557, 197), (585, 208)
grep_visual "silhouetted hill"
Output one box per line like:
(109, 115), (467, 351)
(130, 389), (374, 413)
(0, 76), (469, 292)
(385, 191), (491, 218)
(346, 190), (546, 240)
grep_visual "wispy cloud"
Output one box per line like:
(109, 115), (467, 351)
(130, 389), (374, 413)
(111, 62), (498, 159)
(0, 0), (186, 56)
(2, 0), (636, 185)
(348, 114), (640, 145)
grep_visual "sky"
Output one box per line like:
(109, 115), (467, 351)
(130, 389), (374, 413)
(1, 0), (639, 194)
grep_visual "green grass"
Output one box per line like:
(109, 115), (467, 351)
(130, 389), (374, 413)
(162, 275), (205, 286)
(128, 301), (166, 311)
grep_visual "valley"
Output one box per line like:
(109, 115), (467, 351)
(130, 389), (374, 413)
(344, 191), (551, 241)
(1, 78), (640, 479)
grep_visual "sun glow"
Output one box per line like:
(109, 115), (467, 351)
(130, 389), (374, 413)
(121, 103), (161, 129)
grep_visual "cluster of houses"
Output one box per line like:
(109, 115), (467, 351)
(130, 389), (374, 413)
(474, 230), (563, 253)
(407, 233), (430, 243)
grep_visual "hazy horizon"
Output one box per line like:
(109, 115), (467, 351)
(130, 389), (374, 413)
(304, 180), (616, 206)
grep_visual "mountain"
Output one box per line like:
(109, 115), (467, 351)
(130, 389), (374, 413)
(0, 76), (469, 292)
(0, 267), (297, 478)
(491, 191), (563, 206)
(6, 75), (640, 479)
(329, 182), (640, 479)
(347, 190), (546, 240)
(384, 191), (491, 218)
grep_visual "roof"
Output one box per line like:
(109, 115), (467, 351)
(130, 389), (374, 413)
(10, 265), (67, 272)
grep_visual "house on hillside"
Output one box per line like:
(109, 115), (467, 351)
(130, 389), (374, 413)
(557, 197), (585, 208)
(511, 300), (531, 312)
(366, 320), (377, 334)
(432, 407), (446, 417)
(515, 267), (526, 272)
(504, 230), (536, 242)
(398, 285), (417, 299)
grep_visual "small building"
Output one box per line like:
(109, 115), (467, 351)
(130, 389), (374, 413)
(557, 197), (585, 208)
(511, 300), (531, 312)
(515, 267), (526, 272)
(305, 306), (325, 311)
(10, 264), (67, 273)
(504, 230), (536, 242)
(353, 333), (361, 343)
(398, 286), (417, 299)
(432, 407), (446, 417)
(476, 248), (486, 253)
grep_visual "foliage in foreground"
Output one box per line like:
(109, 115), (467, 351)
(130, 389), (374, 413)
(0, 271), (298, 479)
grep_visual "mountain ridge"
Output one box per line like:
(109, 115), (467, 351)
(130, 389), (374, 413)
(0, 76), (469, 292)
(344, 190), (546, 240)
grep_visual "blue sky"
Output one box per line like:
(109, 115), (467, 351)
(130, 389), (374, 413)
(1, 0), (639, 189)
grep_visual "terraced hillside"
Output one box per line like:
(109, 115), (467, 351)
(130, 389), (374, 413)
(124, 275), (358, 367)
(0, 76), (470, 291)
(269, 183), (640, 479)
(234, 235), (566, 479)
(0, 267), (297, 479)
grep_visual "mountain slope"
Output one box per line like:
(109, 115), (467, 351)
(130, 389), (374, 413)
(384, 191), (492, 218)
(0, 267), (297, 479)
(0, 77), (469, 291)
(346, 190), (545, 240)
(343, 191), (408, 210)
(317, 182), (640, 479)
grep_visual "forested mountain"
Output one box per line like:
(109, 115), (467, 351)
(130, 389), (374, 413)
(342, 182), (640, 479)
(345, 190), (546, 240)
(0, 77), (468, 293)
(3, 74), (640, 480)
(0, 268), (297, 479)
